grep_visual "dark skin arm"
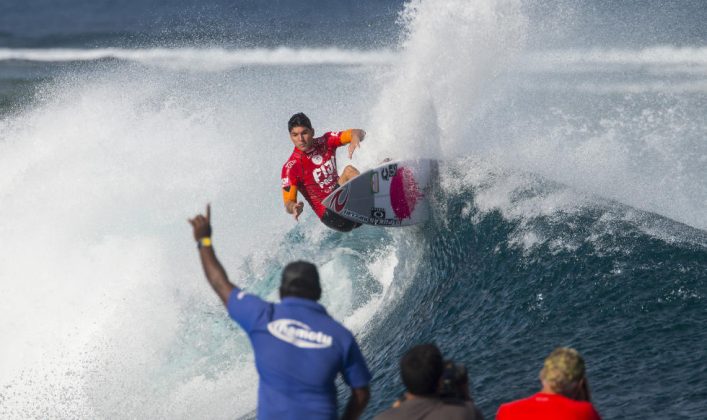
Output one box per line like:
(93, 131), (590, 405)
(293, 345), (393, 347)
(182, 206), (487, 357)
(341, 386), (370, 420)
(188, 204), (236, 306)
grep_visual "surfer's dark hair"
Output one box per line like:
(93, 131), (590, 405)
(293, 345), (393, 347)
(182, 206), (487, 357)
(279, 260), (322, 301)
(288, 112), (313, 132)
(400, 344), (444, 396)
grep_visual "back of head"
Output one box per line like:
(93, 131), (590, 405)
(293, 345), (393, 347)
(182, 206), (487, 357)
(400, 343), (444, 396)
(288, 112), (312, 132)
(540, 347), (586, 395)
(279, 260), (321, 301)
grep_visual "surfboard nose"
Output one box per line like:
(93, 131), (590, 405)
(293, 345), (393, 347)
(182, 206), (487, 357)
(390, 167), (422, 219)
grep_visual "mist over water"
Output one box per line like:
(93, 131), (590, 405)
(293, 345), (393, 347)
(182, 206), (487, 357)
(366, 0), (527, 162)
(1, 0), (706, 419)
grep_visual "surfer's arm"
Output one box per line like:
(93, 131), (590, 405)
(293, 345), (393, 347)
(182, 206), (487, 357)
(283, 185), (304, 221)
(282, 161), (304, 221)
(189, 204), (236, 306)
(339, 129), (366, 159)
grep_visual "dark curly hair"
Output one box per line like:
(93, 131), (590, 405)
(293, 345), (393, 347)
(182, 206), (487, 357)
(288, 112), (313, 132)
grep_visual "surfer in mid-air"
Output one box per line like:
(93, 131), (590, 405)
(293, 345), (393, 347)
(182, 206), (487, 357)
(281, 112), (366, 232)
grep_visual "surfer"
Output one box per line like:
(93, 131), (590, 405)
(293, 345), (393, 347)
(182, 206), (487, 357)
(281, 112), (366, 232)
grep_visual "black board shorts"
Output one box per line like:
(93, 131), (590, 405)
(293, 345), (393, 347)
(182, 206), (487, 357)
(320, 209), (362, 232)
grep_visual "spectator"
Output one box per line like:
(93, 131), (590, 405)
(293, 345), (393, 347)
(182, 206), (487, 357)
(496, 347), (601, 420)
(375, 344), (484, 420)
(189, 204), (371, 419)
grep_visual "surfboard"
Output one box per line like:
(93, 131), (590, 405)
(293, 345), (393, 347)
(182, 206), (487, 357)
(322, 159), (437, 227)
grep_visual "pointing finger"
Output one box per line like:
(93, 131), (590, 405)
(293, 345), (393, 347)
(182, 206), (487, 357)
(206, 203), (211, 222)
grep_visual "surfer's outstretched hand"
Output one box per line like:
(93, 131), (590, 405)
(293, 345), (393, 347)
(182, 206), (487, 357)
(347, 139), (359, 159)
(292, 201), (304, 221)
(189, 203), (212, 240)
(347, 129), (365, 159)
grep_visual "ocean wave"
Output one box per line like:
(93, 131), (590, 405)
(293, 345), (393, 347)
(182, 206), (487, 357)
(525, 45), (707, 73)
(4, 45), (706, 74)
(364, 162), (707, 417)
(522, 79), (707, 94)
(0, 47), (397, 70)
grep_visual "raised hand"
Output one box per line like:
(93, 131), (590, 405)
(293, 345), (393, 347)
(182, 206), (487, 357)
(348, 129), (366, 159)
(188, 203), (212, 240)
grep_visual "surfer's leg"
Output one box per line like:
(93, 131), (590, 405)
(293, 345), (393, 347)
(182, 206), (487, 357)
(338, 165), (360, 185)
(320, 209), (362, 232)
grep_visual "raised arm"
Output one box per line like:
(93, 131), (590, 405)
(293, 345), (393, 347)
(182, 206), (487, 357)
(188, 204), (236, 306)
(340, 129), (366, 159)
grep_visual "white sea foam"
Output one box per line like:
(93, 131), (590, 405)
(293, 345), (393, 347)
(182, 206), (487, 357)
(393, 34), (707, 231)
(0, 43), (405, 418)
(520, 46), (707, 88)
(0, 67), (298, 417)
(527, 46), (707, 68)
(4, 45), (705, 76)
(0, 47), (396, 71)
(360, 0), (527, 164)
(523, 80), (707, 94)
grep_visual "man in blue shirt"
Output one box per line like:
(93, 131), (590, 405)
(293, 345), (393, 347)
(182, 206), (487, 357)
(189, 204), (371, 419)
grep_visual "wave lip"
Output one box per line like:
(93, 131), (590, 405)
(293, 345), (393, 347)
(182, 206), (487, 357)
(0, 47), (396, 70)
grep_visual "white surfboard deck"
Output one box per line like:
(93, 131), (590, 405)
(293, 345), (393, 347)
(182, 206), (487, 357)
(322, 159), (437, 227)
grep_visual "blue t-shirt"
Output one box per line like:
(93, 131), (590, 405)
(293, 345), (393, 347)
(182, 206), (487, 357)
(228, 288), (372, 420)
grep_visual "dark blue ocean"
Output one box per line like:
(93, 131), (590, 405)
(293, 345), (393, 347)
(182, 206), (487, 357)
(1, 1), (706, 419)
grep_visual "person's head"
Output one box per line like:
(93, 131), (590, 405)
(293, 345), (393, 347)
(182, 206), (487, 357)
(288, 112), (315, 152)
(279, 260), (322, 301)
(400, 343), (444, 397)
(439, 360), (471, 401)
(540, 347), (587, 397)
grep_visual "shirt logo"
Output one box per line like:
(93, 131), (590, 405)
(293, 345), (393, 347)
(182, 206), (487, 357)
(312, 159), (336, 185)
(311, 154), (323, 165)
(267, 319), (333, 349)
(281, 177), (290, 188)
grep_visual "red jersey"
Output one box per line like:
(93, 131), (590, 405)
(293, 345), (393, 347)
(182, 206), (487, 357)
(497, 393), (601, 420)
(281, 131), (347, 218)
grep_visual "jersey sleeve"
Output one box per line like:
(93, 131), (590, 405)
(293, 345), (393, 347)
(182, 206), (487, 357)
(342, 335), (372, 388)
(281, 159), (300, 203)
(495, 404), (510, 420)
(324, 130), (353, 148)
(227, 288), (270, 333)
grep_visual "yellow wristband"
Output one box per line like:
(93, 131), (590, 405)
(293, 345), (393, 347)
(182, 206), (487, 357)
(198, 237), (212, 248)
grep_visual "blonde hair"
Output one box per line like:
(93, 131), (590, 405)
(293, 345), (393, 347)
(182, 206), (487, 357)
(540, 347), (585, 394)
